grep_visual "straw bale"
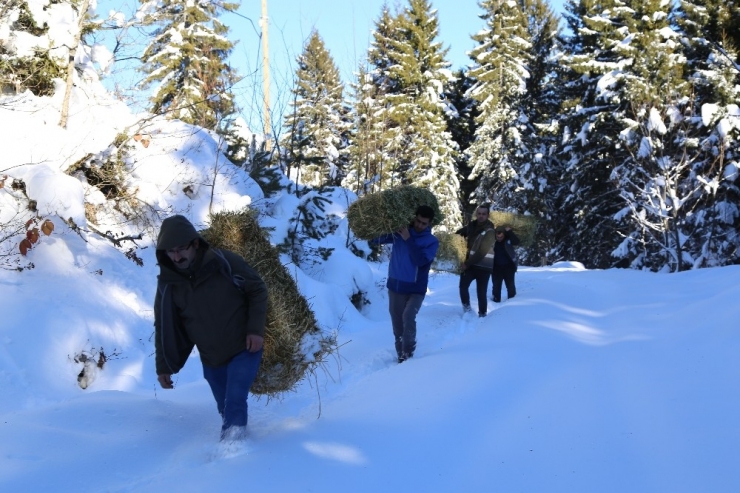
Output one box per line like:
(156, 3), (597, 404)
(432, 232), (467, 273)
(490, 211), (537, 247)
(201, 209), (334, 397)
(348, 186), (442, 240)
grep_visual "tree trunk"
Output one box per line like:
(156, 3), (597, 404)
(59, 0), (91, 128)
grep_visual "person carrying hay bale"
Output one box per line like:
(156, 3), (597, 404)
(369, 205), (439, 363)
(491, 225), (521, 303)
(455, 204), (497, 317)
(347, 186), (443, 240)
(153, 215), (268, 443)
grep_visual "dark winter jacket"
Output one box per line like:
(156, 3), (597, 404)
(371, 224), (439, 295)
(493, 230), (521, 270)
(153, 215), (268, 375)
(456, 219), (496, 270)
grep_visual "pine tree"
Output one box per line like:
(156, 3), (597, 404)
(465, 0), (533, 206)
(444, 69), (479, 220)
(667, 0), (740, 268)
(344, 64), (388, 194)
(280, 30), (350, 188)
(0, 0), (92, 96)
(364, 0), (462, 230)
(502, 0), (561, 265)
(139, 0), (239, 132)
(553, 0), (637, 268)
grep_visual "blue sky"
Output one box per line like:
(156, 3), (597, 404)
(227, 0), (565, 133)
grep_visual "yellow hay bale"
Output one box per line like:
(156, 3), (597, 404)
(432, 232), (467, 273)
(201, 209), (334, 397)
(348, 186), (442, 240)
(490, 211), (537, 248)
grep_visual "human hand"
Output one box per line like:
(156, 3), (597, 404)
(246, 334), (264, 352)
(398, 227), (410, 240)
(158, 373), (174, 389)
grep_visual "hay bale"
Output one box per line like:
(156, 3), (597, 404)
(432, 232), (467, 273)
(490, 211), (537, 248)
(348, 186), (442, 240)
(201, 209), (334, 397)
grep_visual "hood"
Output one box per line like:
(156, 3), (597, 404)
(155, 215), (210, 275)
(156, 215), (204, 251)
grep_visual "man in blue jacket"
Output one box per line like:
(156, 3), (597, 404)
(371, 205), (439, 363)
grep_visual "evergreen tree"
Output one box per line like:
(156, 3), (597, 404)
(553, 0), (637, 268)
(139, 0), (239, 132)
(344, 64), (388, 194)
(365, 6), (409, 189)
(443, 69), (479, 221)
(0, 0), (94, 96)
(365, 0), (462, 230)
(280, 31), (351, 188)
(465, 0), (533, 206)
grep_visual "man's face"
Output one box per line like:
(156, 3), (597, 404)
(166, 239), (198, 270)
(412, 215), (431, 233)
(475, 208), (489, 223)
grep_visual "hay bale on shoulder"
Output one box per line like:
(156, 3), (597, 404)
(432, 232), (467, 273)
(490, 211), (537, 248)
(201, 209), (334, 398)
(348, 186), (442, 240)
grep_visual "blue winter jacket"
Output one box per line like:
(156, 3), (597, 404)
(371, 225), (439, 294)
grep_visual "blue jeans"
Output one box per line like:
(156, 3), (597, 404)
(202, 349), (263, 436)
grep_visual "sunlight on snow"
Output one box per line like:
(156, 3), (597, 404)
(533, 320), (650, 346)
(302, 441), (368, 465)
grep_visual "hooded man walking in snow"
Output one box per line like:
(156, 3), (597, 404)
(154, 215), (268, 441)
(370, 205), (439, 363)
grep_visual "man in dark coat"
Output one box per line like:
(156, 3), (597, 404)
(491, 225), (520, 303)
(154, 215), (268, 441)
(456, 204), (496, 317)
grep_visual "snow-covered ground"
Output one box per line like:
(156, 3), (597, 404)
(1, 250), (739, 492)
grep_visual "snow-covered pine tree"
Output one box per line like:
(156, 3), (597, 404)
(443, 69), (479, 220)
(343, 64), (387, 195)
(594, 0), (740, 272)
(0, 0), (99, 97)
(465, 0), (533, 207)
(280, 30), (351, 188)
(139, 0), (239, 132)
(671, 0), (740, 268)
(469, 0), (560, 265)
(553, 0), (637, 268)
(365, 0), (462, 230)
(363, 7), (404, 191)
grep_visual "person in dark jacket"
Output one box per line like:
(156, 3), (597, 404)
(154, 215), (268, 441)
(491, 225), (520, 303)
(370, 205), (439, 363)
(456, 204), (496, 317)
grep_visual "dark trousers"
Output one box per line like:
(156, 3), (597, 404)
(388, 290), (425, 358)
(459, 267), (490, 315)
(492, 264), (516, 302)
(202, 348), (263, 438)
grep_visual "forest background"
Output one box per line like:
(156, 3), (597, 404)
(1, 0), (739, 272)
